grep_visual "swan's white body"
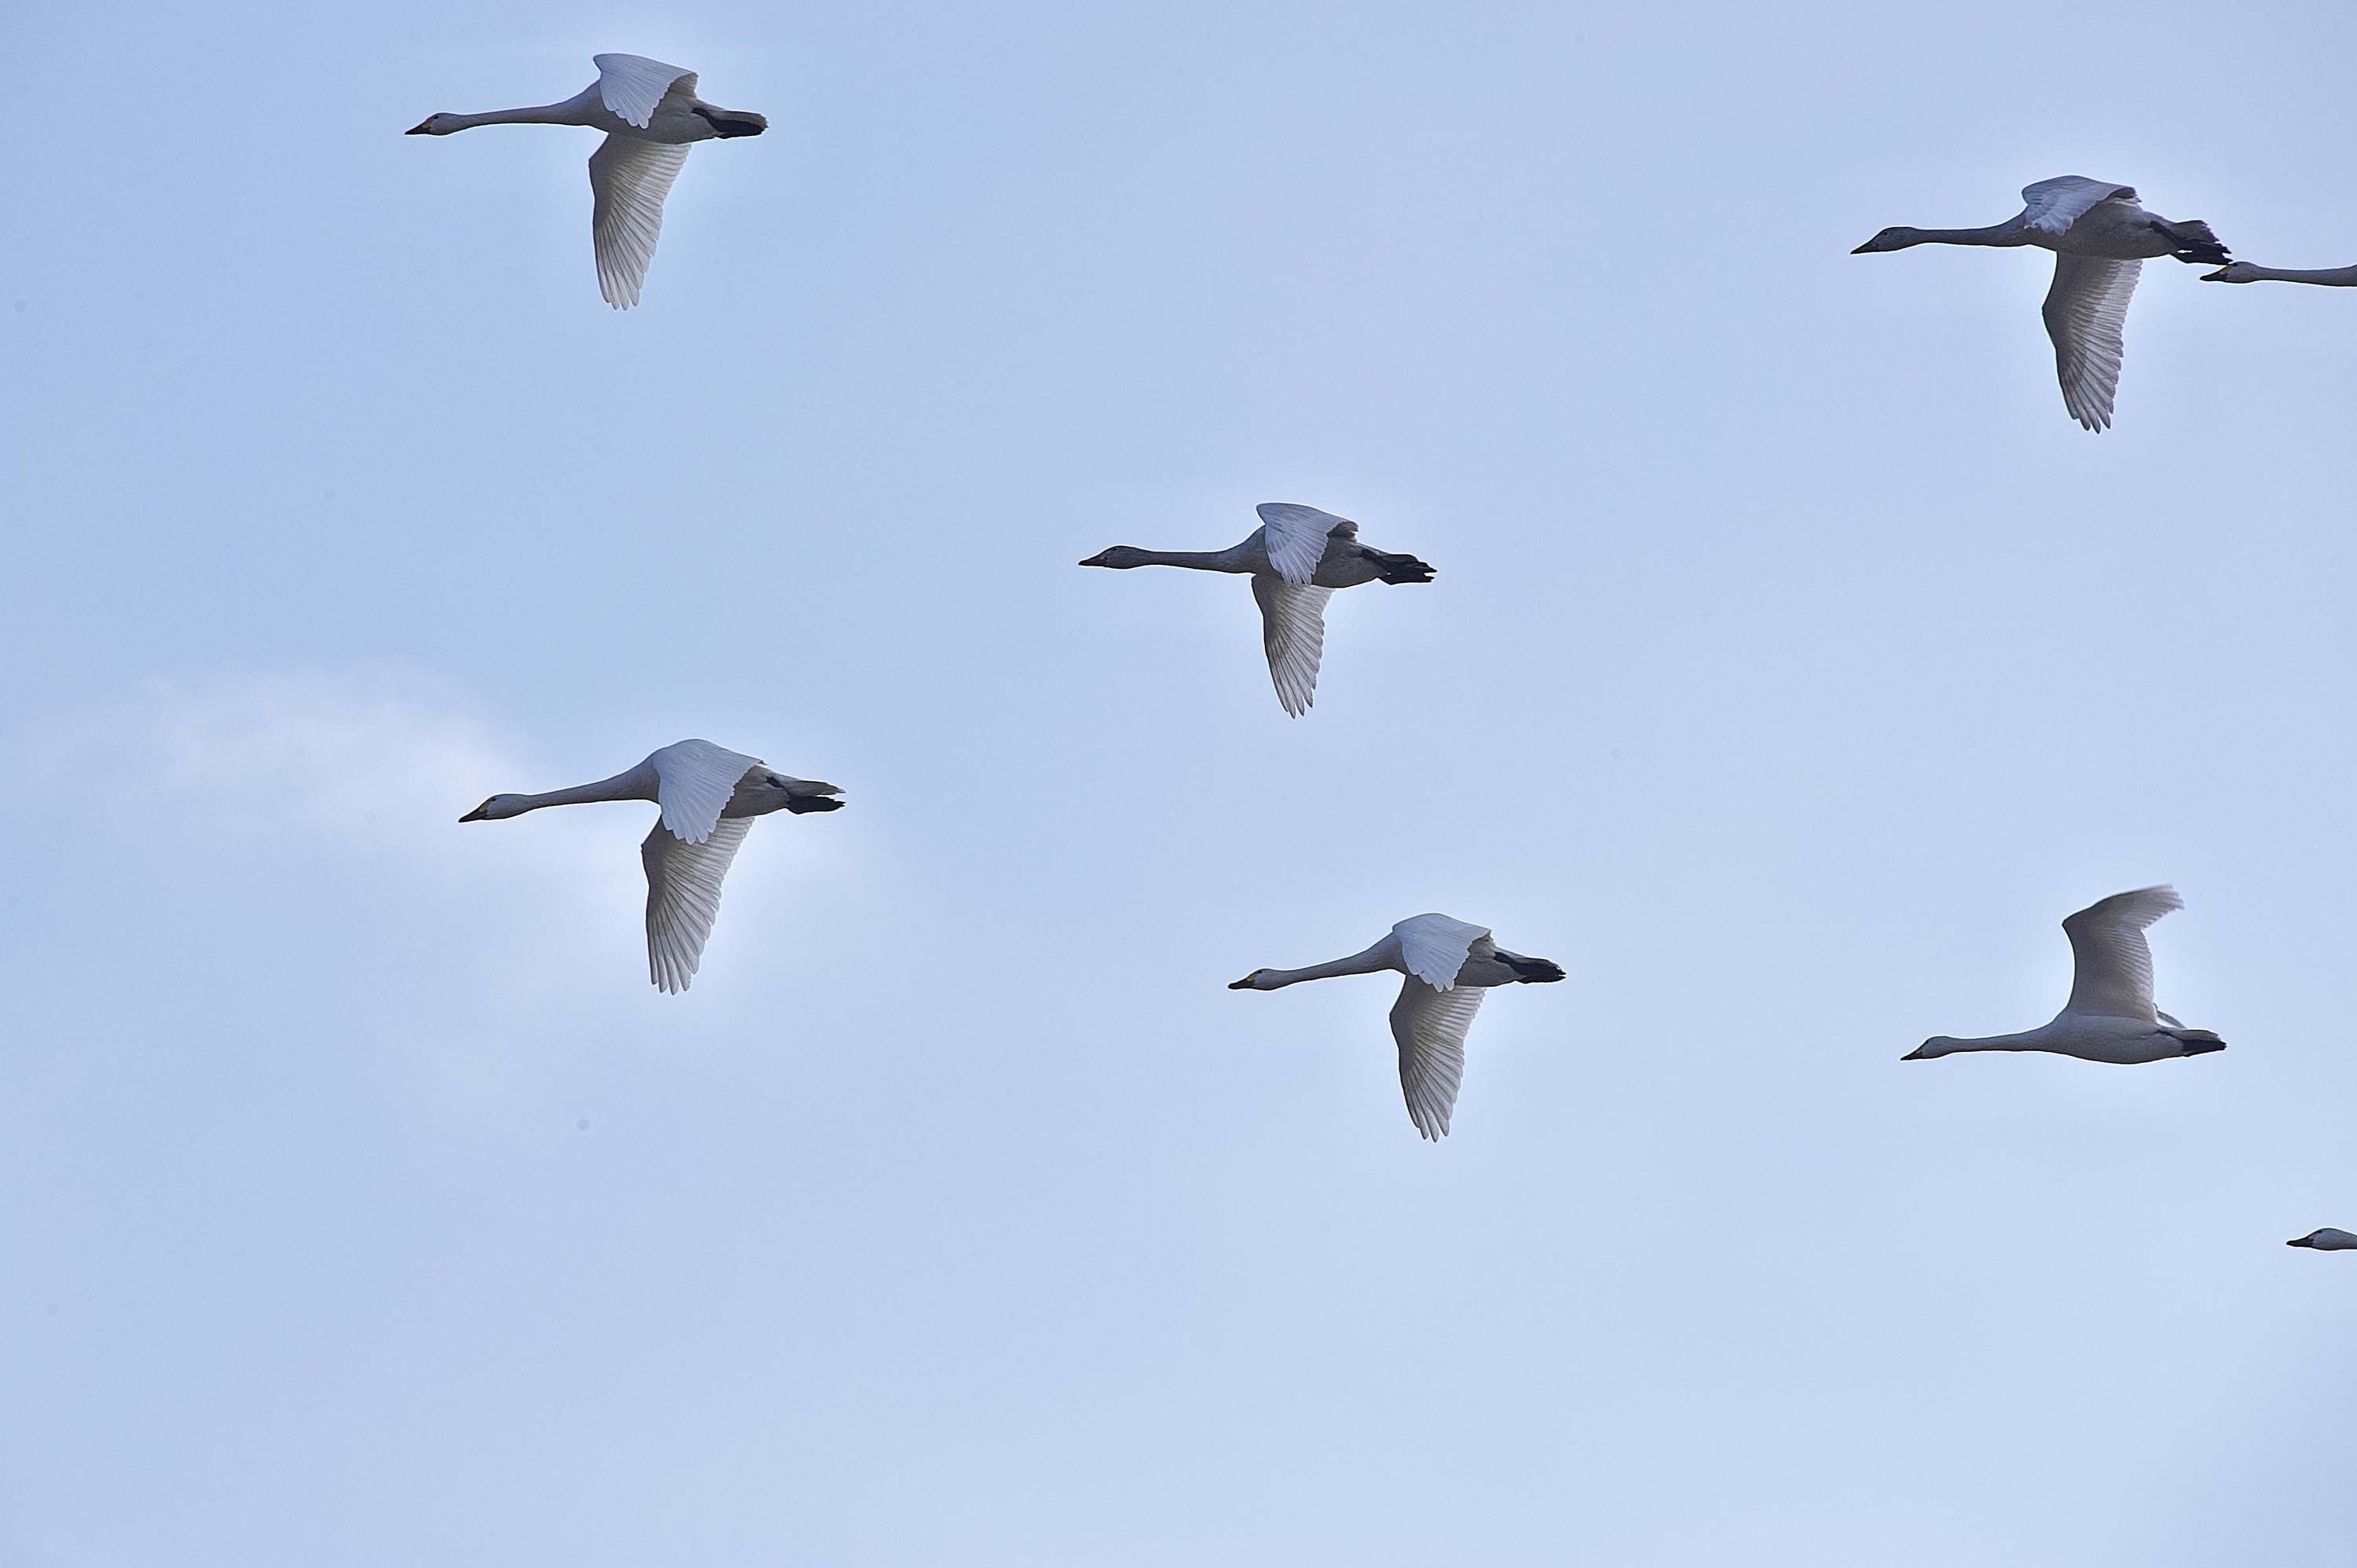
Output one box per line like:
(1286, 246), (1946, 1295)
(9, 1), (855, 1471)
(1080, 504), (1434, 716)
(2288, 1228), (2357, 1250)
(460, 738), (841, 992)
(407, 54), (768, 307)
(1907, 886), (2225, 1065)
(1230, 913), (1564, 1139)
(2204, 262), (2357, 287)
(1853, 177), (2231, 430)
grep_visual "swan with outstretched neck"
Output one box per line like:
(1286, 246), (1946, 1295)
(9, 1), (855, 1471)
(1080, 503), (1434, 716)
(1230, 913), (1563, 1140)
(460, 739), (841, 993)
(1907, 886), (2224, 1065)
(1853, 176), (2231, 430)
(406, 53), (767, 308)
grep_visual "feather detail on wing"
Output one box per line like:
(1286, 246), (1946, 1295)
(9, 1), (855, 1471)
(1392, 913), (1490, 991)
(2043, 255), (2139, 431)
(648, 739), (763, 841)
(1391, 979), (1483, 1140)
(2021, 175), (2137, 235)
(643, 816), (752, 994)
(2062, 885), (2182, 1021)
(1254, 503), (1353, 586)
(589, 136), (690, 309)
(593, 53), (697, 128)
(1251, 575), (1331, 717)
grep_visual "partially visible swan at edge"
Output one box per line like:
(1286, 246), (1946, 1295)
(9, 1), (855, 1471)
(1853, 176), (2231, 430)
(1906, 886), (2225, 1064)
(2203, 261), (2357, 287)
(407, 53), (767, 308)
(2287, 1229), (2357, 1250)
(460, 739), (841, 992)
(1080, 503), (1434, 716)
(1230, 913), (1563, 1139)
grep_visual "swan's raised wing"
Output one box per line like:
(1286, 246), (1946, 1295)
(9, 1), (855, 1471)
(2022, 176), (2136, 235)
(1251, 575), (1331, 717)
(588, 136), (691, 309)
(1392, 913), (1490, 991)
(2042, 255), (2140, 431)
(593, 53), (698, 128)
(648, 739), (762, 841)
(1255, 503), (1352, 587)
(1391, 978), (1483, 1141)
(642, 816), (751, 993)
(2062, 885), (2182, 1020)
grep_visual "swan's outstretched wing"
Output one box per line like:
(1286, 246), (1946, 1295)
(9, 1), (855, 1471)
(588, 136), (690, 309)
(1392, 913), (1490, 991)
(648, 739), (763, 841)
(1251, 575), (1331, 717)
(2021, 176), (2136, 235)
(1391, 977), (1483, 1140)
(642, 816), (752, 993)
(593, 53), (698, 128)
(2062, 885), (2182, 1020)
(1255, 503), (1352, 586)
(2043, 255), (2140, 431)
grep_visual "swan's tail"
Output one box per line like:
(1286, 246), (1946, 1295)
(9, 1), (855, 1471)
(2172, 1028), (2226, 1057)
(2160, 219), (2230, 266)
(1367, 549), (1436, 585)
(1497, 951), (1567, 984)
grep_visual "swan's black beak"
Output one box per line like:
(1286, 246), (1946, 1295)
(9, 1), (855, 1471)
(2289, 1237), (2312, 1247)
(458, 806), (488, 822)
(405, 119), (434, 135)
(1900, 1046), (1928, 1061)
(1227, 977), (1254, 990)
(2201, 266), (2234, 282)
(1078, 551), (1109, 567)
(1849, 240), (1877, 255)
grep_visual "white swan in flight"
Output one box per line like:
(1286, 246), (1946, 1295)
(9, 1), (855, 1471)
(460, 739), (841, 993)
(1080, 503), (1434, 716)
(1853, 177), (2231, 430)
(1229, 913), (1563, 1139)
(2203, 261), (2357, 287)
(1906, 886), (2225, 1064)
(2288, 1229), (2357, 1250)
(407, 53), (767, 308)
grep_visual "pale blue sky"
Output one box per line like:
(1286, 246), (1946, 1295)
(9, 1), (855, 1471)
(5, 1), (2356, 1563)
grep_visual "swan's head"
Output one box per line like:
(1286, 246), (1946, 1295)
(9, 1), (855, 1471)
(2201, 262), (2258, 284)
(2289, 1227), (2357, 1250)
(1902, 1036), (1961, 1061)
(405, 114), (461, 136)
(1080, 547), (1149, 570)
(1229, 969), (1278, 991)
(1851, 226), (1925, 255)
(459, 793), (529, 822)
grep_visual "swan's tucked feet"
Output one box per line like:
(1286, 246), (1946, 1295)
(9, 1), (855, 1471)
(785, 794), (845, 814)
(2176, 1031), (2227, 1055)
(1501, 954), (1567, 983)
(1369, 550), (1437, 584)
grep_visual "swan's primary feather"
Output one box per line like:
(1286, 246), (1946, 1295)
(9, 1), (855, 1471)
(649, 738), (762, 841)
(2021, 176), (2135, 236)
(2062, 885), (2181, 1021)
(1255, 503), (1352, 587)
(1391, 979), (1483, 1140)
(642, 815), (751, 993)
(2043, 255), (2140, 432)
(588, 137), (691, 309)
(593, 53), (697, 129)
(1394, 913), (1490, 991)
(1251, 576), (1331, 717)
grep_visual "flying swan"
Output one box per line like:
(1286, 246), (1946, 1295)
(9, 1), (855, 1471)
(1229, 913), (1563, 1138)
(1853, 177), (2231, 430)
(2287, 1229), (2357, 1250)
(2203, 261), (2357, 287)
(1080, 503), (1434, 716)
(460, 739), (841, 992)
(1906, 886), (2225, 1064)
(407, 53), (767, 308)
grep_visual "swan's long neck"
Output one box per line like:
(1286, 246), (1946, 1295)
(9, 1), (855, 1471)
(441, 94), (598, 131)
(507, 767), (657, 814)
(1900, 223), (2031, 249)
(1938, 1028), (2050, 1054)
(1256, 942), (1395, 988)
(2239, 263), (2357, 285)
(1127, 548), (1251, 572)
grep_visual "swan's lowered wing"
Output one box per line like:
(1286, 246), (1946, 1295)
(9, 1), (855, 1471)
(2021, 176), (2137, 235)
(2043, 255), (2139, 431)
(1392, 913), (1489, 991)
(593, 53), (698, 128)
(1255, 503), (1351, 587)
(1250, 575), (1331, 717)
(588, 136), (690, 309)
(2062, 885), (2181, 1021)
(642, 816), (752, 993)
(648, 738), (763, 841)
(1391, 977), (1483, 1140)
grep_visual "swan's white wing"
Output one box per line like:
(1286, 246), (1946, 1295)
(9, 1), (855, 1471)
(2042, 255), (2139, 431)
(648, 739), (763, 842)
(642, 816), (751, 994)
(588, 135), (690, 309)
(1255, 503), (1352, 587)
(593, 53), (697, 128)
(2062, 885), (2182, 1021)
(1392, 913), (1490, 991)
(1251, 575), (1331, 717)
(2021, 176), (2136, 235)
(1391, 978), (1483, 1141)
